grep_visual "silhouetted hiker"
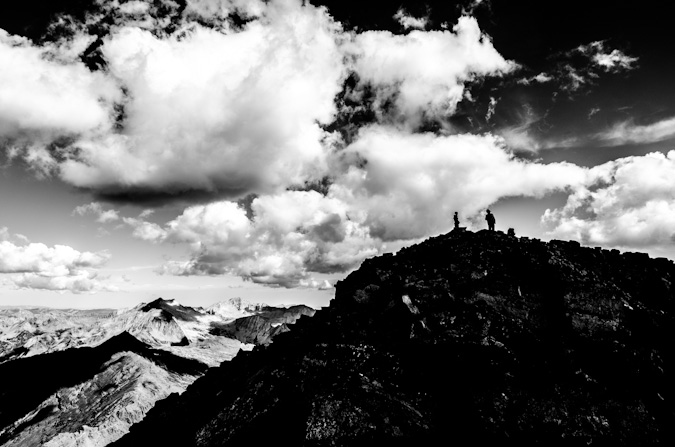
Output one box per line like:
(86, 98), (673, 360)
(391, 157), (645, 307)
(485, 209), (495, 231)
(453, 212), (460, 230)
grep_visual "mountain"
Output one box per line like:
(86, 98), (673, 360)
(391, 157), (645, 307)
(0, 332), (206, 447)
(0, 298), (315, 446)
(0, 297), (312, 366)
(210, 305), (316, 345)
(113, 229), (675, 446)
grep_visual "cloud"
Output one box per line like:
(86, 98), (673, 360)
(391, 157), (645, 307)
(73, 202), (120, 223)
(543, 151), (675, 248)
(123, 216), (167, 242)
(0, 227), (115, 293)
(515, 40), (637, 94)
(334, 126), (587, 241)
(517, 72), (553, 85)
(5, 0), (346, 201)
(184, 0), (267, 22)
(13, 270), (118, 294)
(485, 96), (497, 121)
(577, 41), (638, 72)
(493, 104), (577, 152)
(2, 1), (521, 204)
(393, 9), (428, 30)
(123, 126), (589, 287)
(595, 116), (675, 146)
(3, 1), (607, 289)
(349, 16), (516, 125)
(134, 193), (380, 288)
(0, 30), (120, 140)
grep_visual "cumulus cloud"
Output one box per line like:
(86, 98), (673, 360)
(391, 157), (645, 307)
(4, 0), (346, 201)
(334, 126), (587, 241)
(74, 1), (343, 198)
(0, 29), (119, 140)
(0, 227), (115, 293)
(543, 151), (675, 248)
(595, 116), (675, 146)
(73, 202), (120, 223)
(349, 16), (516, 125)
(2, 1), (521, 202)
(118, 126), (589, 287)
(131, 193), (379, 287)
(13, 270), (117, 294)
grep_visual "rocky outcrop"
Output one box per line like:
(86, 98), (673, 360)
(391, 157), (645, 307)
(210, 305), (316, 345)
(113, 230), (675, 446)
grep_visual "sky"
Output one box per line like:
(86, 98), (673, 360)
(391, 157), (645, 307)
(2, 0), (675, 309)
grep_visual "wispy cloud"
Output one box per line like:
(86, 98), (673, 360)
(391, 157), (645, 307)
(73, 202), (120, 223)
(393, 9), (428, 30)
(578, 41), (638, 72)
(595, 116), (675, 146)
(516, 40), (637, 93)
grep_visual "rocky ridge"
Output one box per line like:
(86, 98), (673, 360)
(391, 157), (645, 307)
(113, 230), (675, 446)
(0, 299), (315, 447)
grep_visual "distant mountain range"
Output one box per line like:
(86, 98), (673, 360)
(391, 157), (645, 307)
(0, 298), (315, 446)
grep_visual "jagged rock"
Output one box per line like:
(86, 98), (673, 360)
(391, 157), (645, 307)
(113, 230), (675, 446)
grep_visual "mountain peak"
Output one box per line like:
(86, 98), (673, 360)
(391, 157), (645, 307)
(139, 297), (201, 322)
(114, 230), (675, 446)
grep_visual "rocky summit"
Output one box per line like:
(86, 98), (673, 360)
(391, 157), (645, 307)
(114, 230), (675, 446)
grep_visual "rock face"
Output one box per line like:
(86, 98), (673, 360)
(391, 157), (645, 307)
(0, 298), (314, 447)
(114, 230), (675, 446)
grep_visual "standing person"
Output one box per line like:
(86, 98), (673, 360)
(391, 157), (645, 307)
(485, 209), (496, 231)
(453, 212), (460, 230)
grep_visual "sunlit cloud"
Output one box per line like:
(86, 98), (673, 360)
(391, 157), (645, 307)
(0, 227), (115, 293)
(543, 151), (675, 249)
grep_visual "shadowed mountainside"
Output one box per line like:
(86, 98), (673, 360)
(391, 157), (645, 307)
(113, 229), (675, 446)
